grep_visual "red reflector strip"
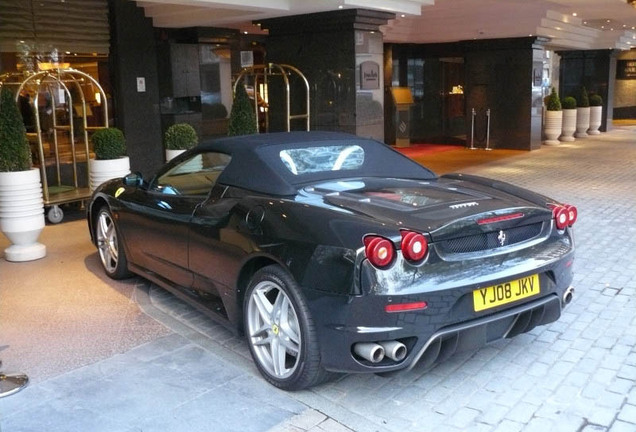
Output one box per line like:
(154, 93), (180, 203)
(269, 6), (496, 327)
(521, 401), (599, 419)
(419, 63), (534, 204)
(477, 212), (525, 225)
(385, 301), (428, 313)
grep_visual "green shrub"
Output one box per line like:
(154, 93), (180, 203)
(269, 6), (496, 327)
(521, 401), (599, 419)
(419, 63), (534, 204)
(578, 86), (589, 108)
(164, 123), (198, 150)
(562, 96), (577, 110)
(589, 94), (603, 106)
(545, 87), (561, 111)
(91, 127), (126, 160)
(228, 84), (257, 136)
(0, 86), (32, 172)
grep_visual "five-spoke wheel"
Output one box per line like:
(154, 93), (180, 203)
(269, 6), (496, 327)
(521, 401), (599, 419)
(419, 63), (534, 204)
(246, 278), (301, 379)
(244, 265), (330, 390)
(95, 207), (130, 279)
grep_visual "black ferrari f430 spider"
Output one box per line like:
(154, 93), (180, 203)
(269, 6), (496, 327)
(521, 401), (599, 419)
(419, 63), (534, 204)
(87, 131), (576, 390)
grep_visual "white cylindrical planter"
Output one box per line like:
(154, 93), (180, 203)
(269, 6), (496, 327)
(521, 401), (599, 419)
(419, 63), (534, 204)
(575, 107), (590, 138)
(89, 156), (131, 191)
(559, 109), (577, 142)
(588, 106), (602, 135)
(543, 110), (562, 146)
(165, 149), (185, 161)
(0, 168), (46, 262)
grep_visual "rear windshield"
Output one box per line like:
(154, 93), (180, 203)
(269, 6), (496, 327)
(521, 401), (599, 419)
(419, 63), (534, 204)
(279, 145), (365, 175)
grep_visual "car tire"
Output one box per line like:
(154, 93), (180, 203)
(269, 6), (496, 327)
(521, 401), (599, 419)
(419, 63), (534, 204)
(95, 206), (132, 280)
(244, 265), (332, 390)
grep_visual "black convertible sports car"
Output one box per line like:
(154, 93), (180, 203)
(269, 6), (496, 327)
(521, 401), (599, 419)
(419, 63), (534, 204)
(87, 131), (576, 390)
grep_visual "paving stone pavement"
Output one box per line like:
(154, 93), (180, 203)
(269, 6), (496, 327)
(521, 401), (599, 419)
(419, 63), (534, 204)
(1, 128), (634, 432)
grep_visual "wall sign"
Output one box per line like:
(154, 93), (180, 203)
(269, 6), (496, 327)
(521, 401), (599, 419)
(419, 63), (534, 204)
(240, 51), (254, 68)
(136, 77), (146, 93)
(360, 61), (380, 90)
(617, 60), (636, 80)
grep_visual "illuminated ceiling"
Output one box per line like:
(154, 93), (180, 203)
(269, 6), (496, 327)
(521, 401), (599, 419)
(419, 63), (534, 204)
(135, 0), (636, 50)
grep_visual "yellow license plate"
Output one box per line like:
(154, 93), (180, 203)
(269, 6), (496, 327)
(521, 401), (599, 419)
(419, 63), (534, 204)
(473, 274), (540, 312)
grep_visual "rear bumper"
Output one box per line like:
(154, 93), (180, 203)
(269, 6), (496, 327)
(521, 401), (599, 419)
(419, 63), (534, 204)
(305, 238), (574, 374)
(310, 291), (564, 374)
(405, 293), (561, 372)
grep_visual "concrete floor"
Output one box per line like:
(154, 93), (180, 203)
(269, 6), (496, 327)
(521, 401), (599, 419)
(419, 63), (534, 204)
(0, 211), (171, 383)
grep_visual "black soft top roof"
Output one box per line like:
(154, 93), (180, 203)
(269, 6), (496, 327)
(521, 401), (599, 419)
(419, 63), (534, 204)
(200, 131), (436, 196)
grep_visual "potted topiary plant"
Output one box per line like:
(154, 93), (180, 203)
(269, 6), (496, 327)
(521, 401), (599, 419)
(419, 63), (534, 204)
(575, 86), (590, 138)
(543, 87), (562, 146)
(164, 122), (198, 161)
(560, 96), (577, 142)
(0, 86), (46, 262)
(89, 127), (130, 191)
(588, 94), (603, 135)
(228, 84), (258, 136)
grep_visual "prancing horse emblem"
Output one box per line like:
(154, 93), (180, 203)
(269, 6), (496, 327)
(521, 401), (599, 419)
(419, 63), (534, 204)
(497, 230), (506, 246)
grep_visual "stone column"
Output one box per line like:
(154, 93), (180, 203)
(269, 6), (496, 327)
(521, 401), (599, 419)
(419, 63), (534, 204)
(463, 37), (547, 150)
(109, 0), (164, 176)
(259, 9), (394, 142)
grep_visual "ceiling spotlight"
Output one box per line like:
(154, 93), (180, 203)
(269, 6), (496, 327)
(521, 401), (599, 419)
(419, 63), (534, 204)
(572, 12), (577, 17)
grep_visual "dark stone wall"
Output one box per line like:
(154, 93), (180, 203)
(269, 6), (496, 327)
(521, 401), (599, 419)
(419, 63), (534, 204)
(557, 49), (617, 132)
(262, 26), (357, 134)
(464, 39), (544, 150)
(109, 0), (163, 177)
(613, 50), (636, 120)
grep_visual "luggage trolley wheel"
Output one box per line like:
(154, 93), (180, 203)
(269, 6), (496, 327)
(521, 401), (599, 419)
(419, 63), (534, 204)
(47, 205), (64, 224)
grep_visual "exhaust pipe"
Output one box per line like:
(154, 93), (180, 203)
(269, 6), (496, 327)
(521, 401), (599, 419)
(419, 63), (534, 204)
(353, 342), (385, 363)
(379, 340), (407, 362)
(563, 286), (574, 305)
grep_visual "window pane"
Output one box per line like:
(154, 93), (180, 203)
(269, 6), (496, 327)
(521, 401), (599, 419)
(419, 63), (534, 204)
(279, 145), (364, 175)
(156, 152), (231, 195)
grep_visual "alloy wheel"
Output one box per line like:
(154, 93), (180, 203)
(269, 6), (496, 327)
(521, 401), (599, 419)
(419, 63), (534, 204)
(96, 210), (118, 274)
(246, 279), (302, 379)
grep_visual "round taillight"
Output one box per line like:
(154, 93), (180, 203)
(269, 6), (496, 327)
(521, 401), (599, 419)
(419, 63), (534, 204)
(363, 236), (395, 269)
(401, 230), (428, 262)
(565, 204), (577, 226)
(553, 206), (569, 230)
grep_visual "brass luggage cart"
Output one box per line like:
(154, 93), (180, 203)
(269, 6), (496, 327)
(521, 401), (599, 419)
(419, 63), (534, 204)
(2, 69), (108, 223)
(234, 63), (310, 132)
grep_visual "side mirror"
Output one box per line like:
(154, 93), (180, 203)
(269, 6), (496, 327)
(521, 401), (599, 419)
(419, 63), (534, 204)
(123, 171), (144, 187)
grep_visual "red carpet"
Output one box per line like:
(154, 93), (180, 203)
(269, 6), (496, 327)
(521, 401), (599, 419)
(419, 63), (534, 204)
(393, 143), (461, 158)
